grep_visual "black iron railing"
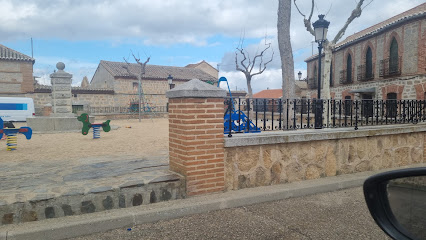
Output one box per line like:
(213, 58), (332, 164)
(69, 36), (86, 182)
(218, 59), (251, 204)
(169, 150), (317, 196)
(224, 98), (426, 136)
(379, 56), (401, 77)
(339, 70), (353, 84)
(89, 105), (167, 114)
(357, 64), (375, 82)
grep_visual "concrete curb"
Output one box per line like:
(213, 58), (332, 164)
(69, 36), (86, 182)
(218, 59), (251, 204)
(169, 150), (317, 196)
(1, 164), (423, 240)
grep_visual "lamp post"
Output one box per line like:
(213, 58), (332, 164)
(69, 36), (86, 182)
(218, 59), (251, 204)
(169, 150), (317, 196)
(167, 74), (173, 89)
(312, 14), (330, 129)
(298, 71), (302, 81)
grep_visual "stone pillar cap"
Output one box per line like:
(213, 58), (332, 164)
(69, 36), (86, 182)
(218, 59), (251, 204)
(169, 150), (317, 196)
(166, 79), (226, 99)
(50, 62), (73, 78)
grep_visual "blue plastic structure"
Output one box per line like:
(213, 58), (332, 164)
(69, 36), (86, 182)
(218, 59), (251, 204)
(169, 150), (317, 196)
(218, 77), (260, 134)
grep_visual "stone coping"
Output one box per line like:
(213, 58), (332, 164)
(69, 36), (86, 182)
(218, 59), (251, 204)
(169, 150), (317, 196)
(224, 123), (426, 148)
(166, 79), (226, 99)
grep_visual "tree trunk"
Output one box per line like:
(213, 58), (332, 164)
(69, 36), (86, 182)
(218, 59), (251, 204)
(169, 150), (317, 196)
(321, 43), (333, 126)
(278, 0), (295, 124)
(278, 0), (295, 101)
(246, 74), (253, 99)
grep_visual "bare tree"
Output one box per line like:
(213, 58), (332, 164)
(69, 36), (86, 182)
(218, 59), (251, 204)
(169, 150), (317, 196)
(294, 0), (370, 100)
(122, 52), (150, 122)
(277, 0), (296, 101)
(235, 40), (274, 98)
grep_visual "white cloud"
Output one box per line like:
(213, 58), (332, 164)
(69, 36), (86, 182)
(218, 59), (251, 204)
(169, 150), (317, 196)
(33, 56), (98, 86)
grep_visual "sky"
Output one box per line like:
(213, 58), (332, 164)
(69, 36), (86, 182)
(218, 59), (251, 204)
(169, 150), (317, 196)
(1, 0), (424, 93)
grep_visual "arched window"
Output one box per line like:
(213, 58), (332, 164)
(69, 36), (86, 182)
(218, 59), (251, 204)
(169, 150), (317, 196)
(389, 38), (399, 74)
(346, 54), (352, 83)
(366, 47), (373, 79)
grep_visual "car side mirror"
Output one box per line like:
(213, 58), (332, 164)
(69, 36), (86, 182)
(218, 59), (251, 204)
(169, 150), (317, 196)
(363, 167), (426, 240)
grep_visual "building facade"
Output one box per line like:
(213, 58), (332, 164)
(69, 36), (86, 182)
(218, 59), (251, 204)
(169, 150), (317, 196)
(90, 60), (218, 110)
(0, 44), (34, 95)
(305, 3), (426, 101)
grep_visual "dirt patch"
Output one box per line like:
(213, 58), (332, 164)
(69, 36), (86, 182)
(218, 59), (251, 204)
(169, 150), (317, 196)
(1, 118), (169, 163)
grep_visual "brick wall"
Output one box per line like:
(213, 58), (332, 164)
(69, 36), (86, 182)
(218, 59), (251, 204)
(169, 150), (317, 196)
(168, 97), (224, 196)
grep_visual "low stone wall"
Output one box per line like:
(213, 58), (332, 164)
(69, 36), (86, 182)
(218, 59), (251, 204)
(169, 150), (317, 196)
(224, 124), (426, 190)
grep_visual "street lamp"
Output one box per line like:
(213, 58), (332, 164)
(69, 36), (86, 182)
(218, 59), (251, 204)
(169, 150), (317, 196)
(167, 74), (173, 89)
(312, 14), (330, 129)
(298, 71), (302, 81)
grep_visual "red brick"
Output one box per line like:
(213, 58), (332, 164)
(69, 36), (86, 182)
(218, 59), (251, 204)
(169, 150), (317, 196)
(196, 155), (215, 160)
(206, 168), (224, 174)
(196, 164), (216, 170)
(195, 173), (216, 180)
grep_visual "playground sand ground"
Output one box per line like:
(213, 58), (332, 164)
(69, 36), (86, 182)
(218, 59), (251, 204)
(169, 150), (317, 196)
(1, 118), (169, 163)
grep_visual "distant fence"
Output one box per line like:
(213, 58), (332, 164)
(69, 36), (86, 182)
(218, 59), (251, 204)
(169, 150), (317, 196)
(225, 98), (426, 135)
(88, 105), (168, 114)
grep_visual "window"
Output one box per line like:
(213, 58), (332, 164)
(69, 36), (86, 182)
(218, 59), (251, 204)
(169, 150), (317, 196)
(366, 47), (373, 79)
(389, 38), (399, 74)
(72, 105), (84, 114)
(314, 65), (317, 81)
(386, 92), (397, 118)
(344, 96), (352, 116)
(330, 63), (333, 87)
(361, 94), (373, 118)
(346, 54), (352, 83)
(133, 82), (138, 90)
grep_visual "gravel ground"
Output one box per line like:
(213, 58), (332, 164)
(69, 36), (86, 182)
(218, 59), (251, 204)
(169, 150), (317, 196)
(70, 187), (390, 240)
(1, 118), (168, 162)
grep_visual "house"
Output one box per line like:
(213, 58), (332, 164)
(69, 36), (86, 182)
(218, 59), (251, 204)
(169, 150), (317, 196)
(305, 2), (426, 101)
(185, 60), (218, 79)
(0, 44), (35, 95)
(90, 60), (218, 109)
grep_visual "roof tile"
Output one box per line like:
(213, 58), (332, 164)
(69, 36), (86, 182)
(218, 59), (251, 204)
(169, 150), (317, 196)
(100, 60), (217, 81)
(0, 44), (34, 62)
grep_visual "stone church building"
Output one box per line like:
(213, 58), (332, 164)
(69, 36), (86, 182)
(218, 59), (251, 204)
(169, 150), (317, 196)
(305, 2), (426, 101)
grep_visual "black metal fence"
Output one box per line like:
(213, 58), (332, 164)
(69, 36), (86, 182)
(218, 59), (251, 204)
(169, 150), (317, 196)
(224, 98), (425, 136)
(88, 105), (167, 114)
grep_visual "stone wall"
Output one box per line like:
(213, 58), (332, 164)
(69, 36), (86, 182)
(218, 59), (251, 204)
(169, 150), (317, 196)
(0, 60), (33, 94)
(320, 74), (426, 100)
(224, 125), (426, 191)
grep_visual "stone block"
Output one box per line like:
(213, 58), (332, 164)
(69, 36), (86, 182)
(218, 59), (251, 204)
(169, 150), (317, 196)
(53, 92), (71, 99)
(132, 194), (143, 206)
(81, 201), (96, 214)
(51, 78), (72, 85)
(53, 85), (71, 91)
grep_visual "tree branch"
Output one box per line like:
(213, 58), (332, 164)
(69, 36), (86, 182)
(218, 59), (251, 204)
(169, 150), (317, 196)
(294, 0), (315, 36)
(252, 50), (274, 77)
(332, 0), (366, 44)
(250, 43), (271, 73)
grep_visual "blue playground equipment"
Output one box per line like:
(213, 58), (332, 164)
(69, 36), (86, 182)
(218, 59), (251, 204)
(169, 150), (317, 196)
(0, 117), (32, 151)
(218, 77), (260, 134)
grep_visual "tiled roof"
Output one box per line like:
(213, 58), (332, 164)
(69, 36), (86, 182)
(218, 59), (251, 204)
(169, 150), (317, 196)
(335, 3), (426, 49)
(305, 3), (426, 62)
(0, 44), (34, 62)
(253, 89), (282, 98)
(100, 60), (217, 81)
(185, 60), (217, 71)
(34, 85), (114, 94)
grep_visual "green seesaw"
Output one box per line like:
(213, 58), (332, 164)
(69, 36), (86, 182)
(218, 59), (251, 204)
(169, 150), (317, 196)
(77, 113), (111, 139)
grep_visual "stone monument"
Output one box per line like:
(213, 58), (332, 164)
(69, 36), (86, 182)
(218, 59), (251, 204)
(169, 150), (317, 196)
(27, 62), (94, 131)
(50, 62), (73, 117)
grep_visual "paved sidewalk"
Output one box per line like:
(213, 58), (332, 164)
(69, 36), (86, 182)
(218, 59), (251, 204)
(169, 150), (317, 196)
(1, 164), (423, 240)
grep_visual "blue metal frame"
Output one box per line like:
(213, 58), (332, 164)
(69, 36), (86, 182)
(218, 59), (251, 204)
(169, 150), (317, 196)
(218, 77), (260, 134)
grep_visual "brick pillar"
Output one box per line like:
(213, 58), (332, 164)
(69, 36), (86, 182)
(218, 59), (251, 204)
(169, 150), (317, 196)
(166, 79), (226, 196)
